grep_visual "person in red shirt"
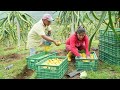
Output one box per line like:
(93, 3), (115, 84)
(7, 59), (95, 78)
(66, 26), (90, 62)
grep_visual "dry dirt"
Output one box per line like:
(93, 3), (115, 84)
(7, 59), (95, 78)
(14, 65), (34, 79)
(0, 53), (25, 62)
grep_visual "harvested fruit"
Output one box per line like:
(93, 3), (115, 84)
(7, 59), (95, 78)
(82, 60), (90, 62)
(57, 41), (61, 46)
(80, 53), (94, 59)
(42, 58), (63, 66)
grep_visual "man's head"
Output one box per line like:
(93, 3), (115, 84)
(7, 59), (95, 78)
(76, 26), (86, 40)
(42, 14), (54, 26)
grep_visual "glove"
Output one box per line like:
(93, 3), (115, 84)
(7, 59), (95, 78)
(44, 46), (51, 52)
(67, 51), (72, 61)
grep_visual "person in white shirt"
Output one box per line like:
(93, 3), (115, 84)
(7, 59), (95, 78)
(27, 14), (60, 56)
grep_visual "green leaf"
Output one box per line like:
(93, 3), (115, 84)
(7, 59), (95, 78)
(91, 11), (99, 20)
(108, 11), (120, 40)
(103, 22), (109, 35)
(86, 13), (93, 23)
(0, 17), (7, 27)
(18, 13), (31, 25)
(7, 12), (12, 26)
(89, 11), (107, 50)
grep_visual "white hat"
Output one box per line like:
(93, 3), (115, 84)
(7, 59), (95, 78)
(42, 14), (54, 22)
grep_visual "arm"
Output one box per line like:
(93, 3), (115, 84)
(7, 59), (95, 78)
(41, 35), (59, 46)
(84, 35), (90, 56)
(41, 35), (54, 42)
(70, 36), (80, 57)
(34, 26), (59, 46)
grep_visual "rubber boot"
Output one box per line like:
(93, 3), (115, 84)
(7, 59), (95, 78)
(67, 51), (72, 61)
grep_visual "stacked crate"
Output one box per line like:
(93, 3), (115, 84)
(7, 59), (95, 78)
(99, 28), (120, 65)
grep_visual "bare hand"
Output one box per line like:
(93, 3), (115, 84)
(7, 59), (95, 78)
(54, 41), (61, 46)
(86, 55), (90, 59)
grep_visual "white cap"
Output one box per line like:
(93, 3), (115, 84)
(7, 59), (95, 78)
(42, 14), (54, 22)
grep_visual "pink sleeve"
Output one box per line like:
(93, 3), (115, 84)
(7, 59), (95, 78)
(70, 36), (80, 57)
(84, 35), (90, 56)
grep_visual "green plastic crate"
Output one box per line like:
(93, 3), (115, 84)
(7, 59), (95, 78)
(75, 52), (98, 71)
(99, 43), (117, 57)
(99, 50), (120, 65)
(26, 52), (57, 70)
(99, 50), (111, 61)
(99, 28), (120, 37)
(100, 40), (120, 46)
(99, 51), (105, 61)
(99, 43), (120, 57)
(99, 36), (120, 44)
(99, 40), (117, 45)
(35, 56), (68, 79)
(99, 29), (120, 46)
(99, 36), (120, 42)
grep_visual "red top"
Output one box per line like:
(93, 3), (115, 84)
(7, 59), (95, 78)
(66, 33), (90, 56)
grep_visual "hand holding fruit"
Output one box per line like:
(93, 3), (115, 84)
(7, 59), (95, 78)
(57, 41), (61, 46)
(54, 41), (61, 46)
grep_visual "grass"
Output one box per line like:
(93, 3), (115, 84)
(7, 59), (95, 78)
(0, 58), (26, 79)
(0, 47), (18, 56)
(87, 62), (120, 79)
(91, 40), (99, 48)
(0, 46), (28, 79)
